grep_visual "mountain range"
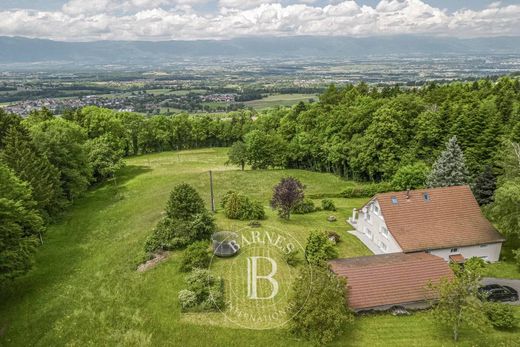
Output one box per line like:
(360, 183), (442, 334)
(1, 35), (519, 66)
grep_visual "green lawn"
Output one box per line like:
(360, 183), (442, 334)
(0, 148), (519, 346)
(245, 94), (318, 110)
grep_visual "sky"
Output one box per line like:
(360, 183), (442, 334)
(0, 0), (518, 41)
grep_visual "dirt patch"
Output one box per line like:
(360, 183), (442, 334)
(137, 251), (170, 272)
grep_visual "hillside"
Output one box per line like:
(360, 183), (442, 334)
(0, 148), (518, 346)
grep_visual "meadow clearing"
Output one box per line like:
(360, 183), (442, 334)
(0, 148), (519, 346)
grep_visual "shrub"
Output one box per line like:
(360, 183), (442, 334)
(293, 198), (317, 214)
(179, 269), (224, 312)
(180, 241), (211, 272)
(146, 183), (215, 254)
(144, 211), (216, 253)
(221, 190), (265, 220)
(485, 302), (517, 329)
(340, 182), (393, 198)
(284, 249), (301, 266)
(178, 289), (198, 311)
(321, 199), (336, 211)
(166, 184), (205, 220)
(305, 230), (338, 265)
(144, 217), (185, 252)
(287, 265), (353, 345)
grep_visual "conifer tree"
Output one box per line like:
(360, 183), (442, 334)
(472, 166), (497, 205)
(427, 136), (469, 188)
(1, 126), (65, 217)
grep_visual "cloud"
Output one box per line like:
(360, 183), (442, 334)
(62, 0), (208, 15)
(0, 0), (518, 41)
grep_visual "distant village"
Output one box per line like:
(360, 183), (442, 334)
(1, 93), (239, 116)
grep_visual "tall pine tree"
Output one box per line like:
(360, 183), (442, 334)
(427, 136), (469, 188)
(472, 166), (497, 205)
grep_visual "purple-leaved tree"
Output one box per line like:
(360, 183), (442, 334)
(270, 177), (304, 219)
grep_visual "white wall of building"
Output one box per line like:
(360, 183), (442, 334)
(352, 200), (402, 254)
(429, 242), (502, 263)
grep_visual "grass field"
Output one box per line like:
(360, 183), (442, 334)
(0, 148), (519, 346)
(245, 94), (318, 110)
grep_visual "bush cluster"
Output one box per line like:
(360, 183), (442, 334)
(293, 198), (318, 214)
(304, 230), (338, 265)
(178, 269), (225, 312)
(179, 241), (212, 272)
(485, 302), (517, 329)
(145, 184), (215, 253)
(221, 190), (265, 220)
(321, 199), (336, 211)
(341, 182), (393, 198)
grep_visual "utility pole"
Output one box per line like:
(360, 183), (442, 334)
(209, 170), (215, 212)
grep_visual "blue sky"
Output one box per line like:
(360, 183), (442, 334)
(0, 1), (518, 41)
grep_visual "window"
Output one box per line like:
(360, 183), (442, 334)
(423, 192), (430, 201)
(391, 196), (398, 204)
(373, 204), (380, 215)
(480, 244), (488, 248)
(366, 212), (371, 222)
(365, 228), (373, 239)
(380, 241), (387, 252)
(450, 248), (458, 253)
(381, 226), (389, 238)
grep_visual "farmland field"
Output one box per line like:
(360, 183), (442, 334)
(0, 148), (519, 347)
(245, 94), (318, 110)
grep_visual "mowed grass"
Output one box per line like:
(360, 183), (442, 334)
(0, 148), (519, 346)
(245, 94), (318, 110)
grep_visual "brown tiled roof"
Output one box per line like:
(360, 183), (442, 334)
(329, 253), (454, 310)
(372, 185), (504, 252)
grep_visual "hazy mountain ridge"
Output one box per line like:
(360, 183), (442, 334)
(1, 35), (520, 65)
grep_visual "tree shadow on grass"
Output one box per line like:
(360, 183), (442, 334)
(0, 165), (152, 342)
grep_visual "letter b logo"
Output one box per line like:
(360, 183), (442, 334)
(246, 256), (279, 300)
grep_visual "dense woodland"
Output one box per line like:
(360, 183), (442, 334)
(1, 76), (520, 283)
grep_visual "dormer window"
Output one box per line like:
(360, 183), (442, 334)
(423, 192), (430, 201)
(391, 196), (398, 205)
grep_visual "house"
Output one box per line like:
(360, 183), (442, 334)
(348, 185), (504, 263)
(329, 252), (454, 311)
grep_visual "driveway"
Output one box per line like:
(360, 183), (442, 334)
(481, 277), (520, 305)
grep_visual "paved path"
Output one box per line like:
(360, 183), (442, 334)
(481, 277), (520, 305)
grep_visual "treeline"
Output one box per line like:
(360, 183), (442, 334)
(230, 77), (520, 182)
(0, 107), (126, 282)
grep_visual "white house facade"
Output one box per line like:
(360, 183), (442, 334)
(348, 200), (402, 255)
(348, 186), (505, 263)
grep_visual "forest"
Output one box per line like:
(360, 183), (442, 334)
(1, 76), (520, 283)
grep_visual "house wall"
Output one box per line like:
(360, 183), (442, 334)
(355, 300), (432, 313)
(429, 242), (502, 263)
(354, 200), (402, 254)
